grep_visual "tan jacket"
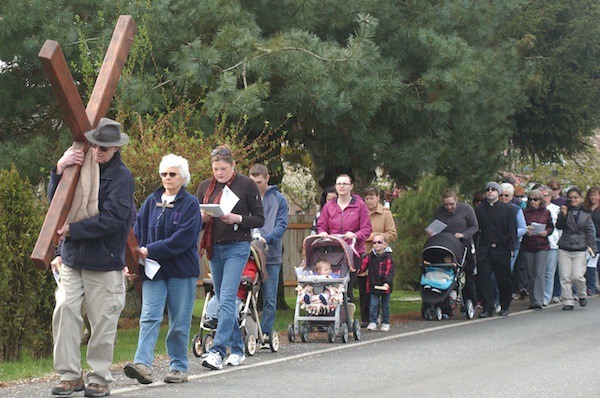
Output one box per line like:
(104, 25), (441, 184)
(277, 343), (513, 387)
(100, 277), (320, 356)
(365, 204), (398, 253)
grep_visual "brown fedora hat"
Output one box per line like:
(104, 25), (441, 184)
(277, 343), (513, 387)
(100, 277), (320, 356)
(84, 118), (129, 147)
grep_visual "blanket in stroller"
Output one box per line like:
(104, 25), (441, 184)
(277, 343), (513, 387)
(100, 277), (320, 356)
(296, 282), (345, 315)
(420, 267), (454, 290)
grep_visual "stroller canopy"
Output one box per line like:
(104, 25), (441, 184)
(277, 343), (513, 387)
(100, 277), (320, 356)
(302, 235), (355, 277)
(422, 232), (466, 265)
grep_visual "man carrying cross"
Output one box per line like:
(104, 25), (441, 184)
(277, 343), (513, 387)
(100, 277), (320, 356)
(49, 118), (134, 397)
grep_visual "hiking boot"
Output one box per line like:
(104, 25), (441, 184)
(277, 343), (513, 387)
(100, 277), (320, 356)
(164, 370), (188, 383)
(124, 362), (153, 384)
(202, 351), (223, 370)
(84, 383), (109, 397)
(224, 353), (246, 366)
(51, 377), (85, 396)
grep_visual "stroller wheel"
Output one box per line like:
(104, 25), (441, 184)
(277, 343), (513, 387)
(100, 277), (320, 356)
(465, 299), (475, 320)
(192, 334), (203, 358)
(435, 307), (443, 321)
(352, 319), (361, 341)
(268, 331), (279, 352)
(202, 334), (214, 354)
(424, 307), (434, 321)
(300, 323), (310, 343)
(245, 333), (257, 356)
(287, 324), (295, 343)
(340, 323), (349, 344)
(326, 324), (335, 343)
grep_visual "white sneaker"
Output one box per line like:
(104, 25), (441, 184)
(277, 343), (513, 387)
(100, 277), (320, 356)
(551, 297), (560, 303)
(201, 351), (223, 370)
(495, 305), (501, 314)
(366, 322), (377, 331)
(224, 353), (246, 366)
(380, 323), (390, 332)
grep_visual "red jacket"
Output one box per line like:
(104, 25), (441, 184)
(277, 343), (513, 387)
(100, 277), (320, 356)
(359, 248), (395, 294)
(316, 194), (372, 255)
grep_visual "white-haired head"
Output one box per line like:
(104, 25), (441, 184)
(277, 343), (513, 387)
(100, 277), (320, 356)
(500, 182), (514, 196)
(159, 154), (190, 186)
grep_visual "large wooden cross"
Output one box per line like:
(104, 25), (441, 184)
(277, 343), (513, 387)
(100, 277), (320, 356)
(31, 16), (141, 292)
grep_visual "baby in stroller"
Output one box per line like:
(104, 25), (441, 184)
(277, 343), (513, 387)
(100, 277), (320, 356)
(296, 259), (344, 314)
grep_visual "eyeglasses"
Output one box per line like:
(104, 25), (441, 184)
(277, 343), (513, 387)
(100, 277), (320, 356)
(90, 143), (109, 152)
(529, 198), (540, 202)
(211, 148), (232, 156)
(552, 187), (560, 191)
(336, 182), (352, 186)
(485, 187), (497, 192)
(500, 194), (511, 197)
(568, 195), (580, 199)
(160, 172), (178, 178)
(543, 193), (550, 197)
(373, 240), (385, 245)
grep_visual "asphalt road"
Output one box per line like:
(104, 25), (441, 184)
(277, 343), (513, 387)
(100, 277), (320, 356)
(4, 298), (600, 397)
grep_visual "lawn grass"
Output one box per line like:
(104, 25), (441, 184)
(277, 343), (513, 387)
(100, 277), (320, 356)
(0, 290), (420, 382)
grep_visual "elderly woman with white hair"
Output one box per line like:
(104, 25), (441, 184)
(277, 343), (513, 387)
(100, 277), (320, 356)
(124, 154), (201, 385)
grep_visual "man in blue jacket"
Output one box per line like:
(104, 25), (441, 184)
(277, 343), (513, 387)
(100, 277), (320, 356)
(249, 164), (289, 340)
(48, 118), (134, 397)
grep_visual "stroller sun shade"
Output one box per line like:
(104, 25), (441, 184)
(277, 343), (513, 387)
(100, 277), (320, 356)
(422, 232), (467, 265)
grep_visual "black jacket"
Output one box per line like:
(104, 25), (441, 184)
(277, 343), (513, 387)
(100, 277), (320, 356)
(475, 200), (517, 261)
(48, 151), (134, 271)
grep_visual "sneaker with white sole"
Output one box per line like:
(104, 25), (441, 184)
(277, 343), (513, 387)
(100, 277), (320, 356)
(366, 322), (377, 331)
(224, 353), (246, 366)
(380, 323), (390, 332)
(202, 351), (223, 370)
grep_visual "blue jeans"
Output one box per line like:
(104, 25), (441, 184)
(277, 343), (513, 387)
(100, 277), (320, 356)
(209, 241), (250, 358)
(369, 293), (390, 324)
(544, 249), (559, 303)
(134, 277), (197, 372)
(260, 263), (281, 335)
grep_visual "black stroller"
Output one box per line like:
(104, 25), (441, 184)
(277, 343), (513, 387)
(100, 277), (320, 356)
(420, 232), (475, 321)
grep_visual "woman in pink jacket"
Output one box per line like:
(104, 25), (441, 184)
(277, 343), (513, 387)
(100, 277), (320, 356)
(317, 174), (372, 303)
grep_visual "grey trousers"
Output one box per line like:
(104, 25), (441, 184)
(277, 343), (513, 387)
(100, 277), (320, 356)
(522, 250), (548, 306)
(53, 265), (125, 385)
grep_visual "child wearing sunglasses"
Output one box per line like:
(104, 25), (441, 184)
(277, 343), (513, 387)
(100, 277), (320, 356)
(358, 234), (395, 331)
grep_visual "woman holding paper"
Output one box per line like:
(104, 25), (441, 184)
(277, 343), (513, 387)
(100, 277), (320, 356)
(196, 145), (264, 370)
(520, 189), (554, 310)
(124, 154), (201, 385)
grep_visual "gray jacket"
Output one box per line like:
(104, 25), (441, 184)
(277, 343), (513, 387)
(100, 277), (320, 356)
(258, 185), (289, 265)
(557, 207), (596, 253)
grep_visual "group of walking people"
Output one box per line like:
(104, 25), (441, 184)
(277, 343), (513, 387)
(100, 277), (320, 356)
(433, 180), (599, 321)
(45, 117), (597, 397)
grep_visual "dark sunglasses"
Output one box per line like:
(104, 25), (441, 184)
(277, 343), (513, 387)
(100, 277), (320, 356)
(90, 143), (109, 152)
(485, 187), (497, 192)
(211, 148), (232, 156)
(529, 198), (540, 202)
(500, 193), (511, 197)
(160, 172), (178, 178)
(568, 195), (580, 199)
(373, 240), (385, 245)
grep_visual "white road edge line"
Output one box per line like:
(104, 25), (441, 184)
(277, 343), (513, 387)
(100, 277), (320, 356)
(112, 307), (537, 394)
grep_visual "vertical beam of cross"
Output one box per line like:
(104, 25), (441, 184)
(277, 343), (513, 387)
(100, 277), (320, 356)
(32, 16), (141, 292)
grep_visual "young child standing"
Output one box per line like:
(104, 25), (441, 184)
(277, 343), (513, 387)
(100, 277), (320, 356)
(359, 234), (395, 331)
